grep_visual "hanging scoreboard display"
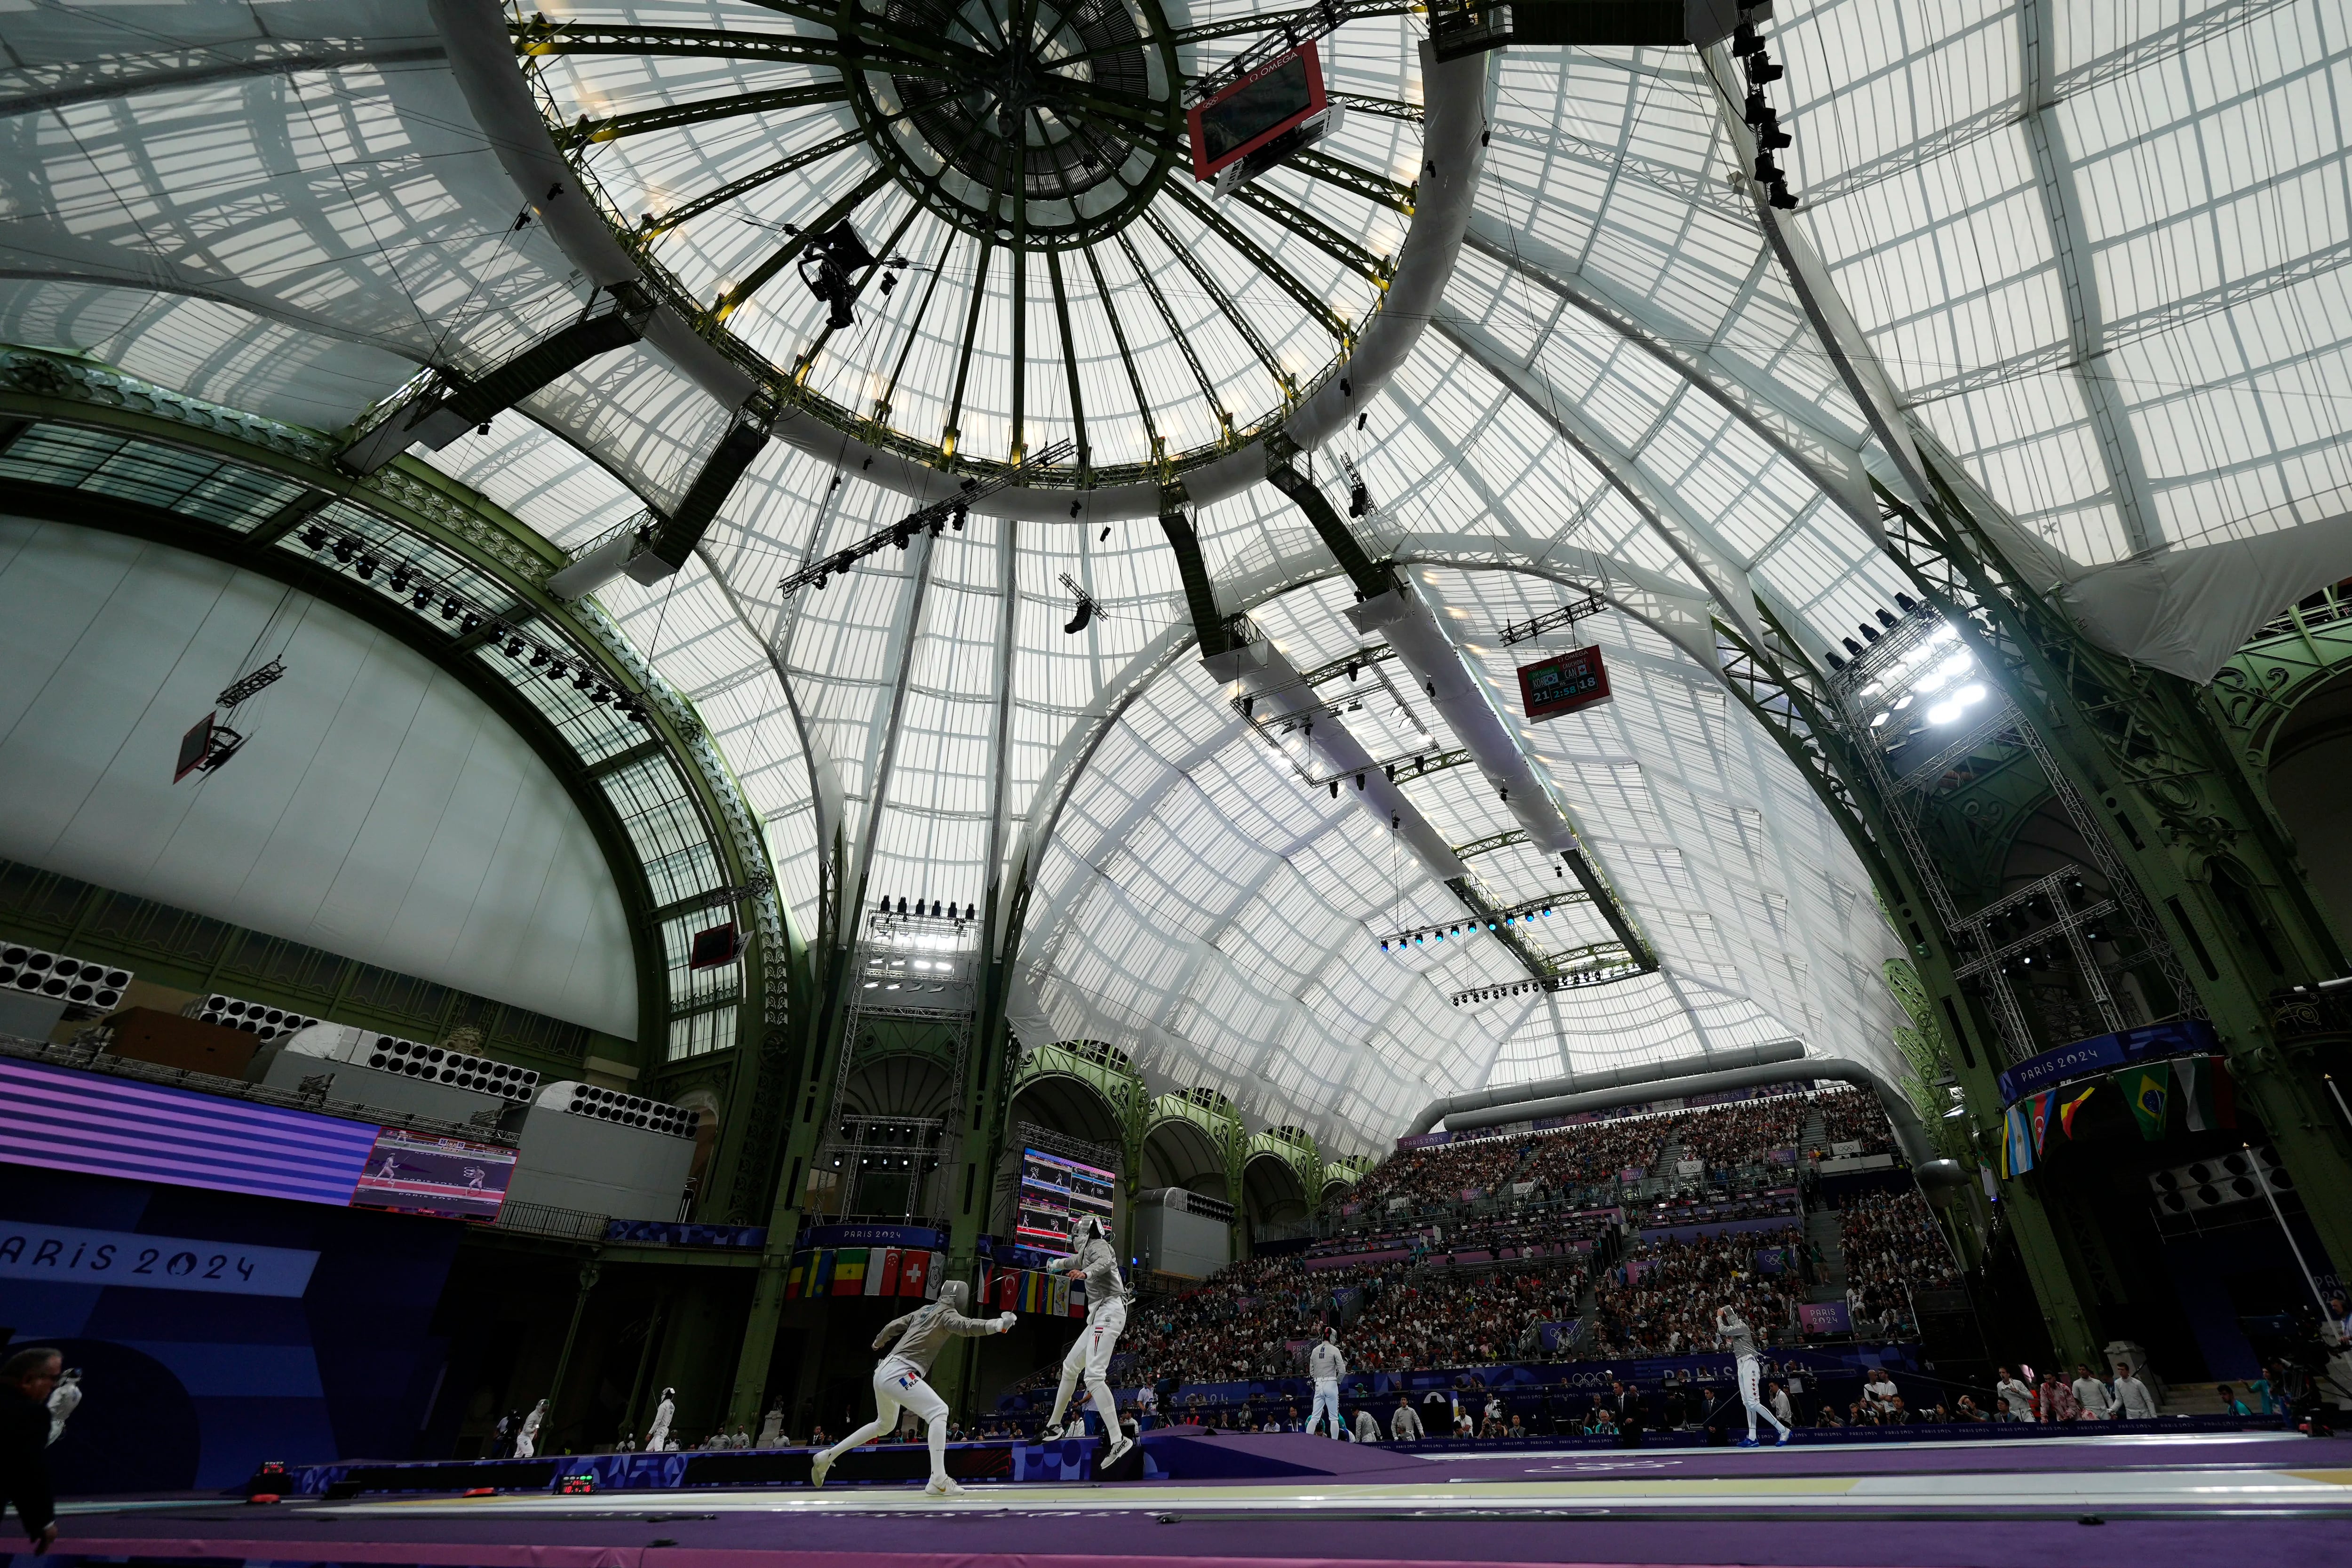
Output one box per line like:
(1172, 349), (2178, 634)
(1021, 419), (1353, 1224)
(1518, 645), (1612, 720)
(1188, 43), (1328, 183)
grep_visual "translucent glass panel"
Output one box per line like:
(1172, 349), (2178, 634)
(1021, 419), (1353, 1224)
(0, 427), (304, 532)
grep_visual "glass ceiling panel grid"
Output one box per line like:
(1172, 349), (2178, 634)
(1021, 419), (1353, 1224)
(0, 426), (303, 532)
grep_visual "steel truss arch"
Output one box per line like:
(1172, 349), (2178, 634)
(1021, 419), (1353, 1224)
(0, 347), (794, 1205)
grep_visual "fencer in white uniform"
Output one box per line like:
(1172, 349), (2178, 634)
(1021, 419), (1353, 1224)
(46, 1369), (82, 1445)
(1038, 1216), (1134, 1468)
(1305, 1336), (1347, 1438)
(1716, 1304), (1789, 1448)
(646, 1387), (676, 1452)
(513, 1397), (547, 1458)
(810, 1279), (1014, 1497)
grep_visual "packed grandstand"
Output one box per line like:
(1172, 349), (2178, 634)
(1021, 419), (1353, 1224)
(994, 1083), (1962, 1429)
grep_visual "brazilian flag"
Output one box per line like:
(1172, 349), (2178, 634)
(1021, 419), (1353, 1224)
(2125, 1061), (2173, 1140)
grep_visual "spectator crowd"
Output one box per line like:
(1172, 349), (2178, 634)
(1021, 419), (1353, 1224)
(1333, 1088), (1823, 1223)
(1835, 1187), (1962, 1338)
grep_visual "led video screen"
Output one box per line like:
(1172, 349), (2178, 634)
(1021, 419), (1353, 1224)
(1015, 1147), (1116, 1255)
(0, 1056), (378, 1207)
(1189, 44), (1325, 180)
(350, 1127), (516, 1222)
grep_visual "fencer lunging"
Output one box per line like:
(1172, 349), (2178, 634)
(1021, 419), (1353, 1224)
(1305, 1335), (1347, 1438)
(1716, 1303), (1790, 1447)
(810, 1280), (1013, 1497)
(1039, 1216), (1134, 1469)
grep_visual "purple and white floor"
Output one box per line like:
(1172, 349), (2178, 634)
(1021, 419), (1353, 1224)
(27, 1430), (2352, 1568)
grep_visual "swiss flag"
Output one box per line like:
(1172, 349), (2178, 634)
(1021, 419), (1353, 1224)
(897, 1248), (930, 1299)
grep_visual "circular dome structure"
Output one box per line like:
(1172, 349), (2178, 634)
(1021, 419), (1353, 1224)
(519, 0), (1418, 484)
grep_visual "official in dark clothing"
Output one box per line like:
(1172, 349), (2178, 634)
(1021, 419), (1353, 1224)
(2, 1345), (62, 1554)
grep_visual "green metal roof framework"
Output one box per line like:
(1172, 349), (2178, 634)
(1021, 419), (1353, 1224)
(0, 343), (796, 1219)
(516, 0), (1422, 488)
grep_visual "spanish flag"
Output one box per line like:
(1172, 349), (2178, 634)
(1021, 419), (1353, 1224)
(833, 1247), (868, 1296)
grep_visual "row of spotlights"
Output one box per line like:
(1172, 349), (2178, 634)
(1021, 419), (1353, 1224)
(1382, 904), (1561, 952)
(877, 897), (976, 921)
(295, 524), (651, 723)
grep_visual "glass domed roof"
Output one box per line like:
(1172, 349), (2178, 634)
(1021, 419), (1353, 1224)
(4, 0), (2346, 1152)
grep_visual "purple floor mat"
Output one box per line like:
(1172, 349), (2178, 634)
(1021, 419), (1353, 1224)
(25, 1432), (2350, 1568)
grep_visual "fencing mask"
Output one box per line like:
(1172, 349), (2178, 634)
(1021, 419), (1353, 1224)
(937, 1278), (969, 1314)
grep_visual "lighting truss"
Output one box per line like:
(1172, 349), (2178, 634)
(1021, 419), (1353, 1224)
(777, 439), (1073, 598)
(1828, 597), (2015, 791)
(1183, 0), (1353, 108)
(1496, 589), (1605, 647)
(1305, 747), (1471, 793)
(1381, 889), (1592, 952)
(1449, 942), (1646, 1005)
(291, 521), (654, 724)
(1296, 643), (1398, 686)
(215, 659), (287, 707)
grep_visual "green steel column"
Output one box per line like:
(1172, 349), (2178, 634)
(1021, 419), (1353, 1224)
(1715, 618), (2107, 1365)
(1898, 471), (2352, 1290)
(723, 837), (853, 1429)
(946, 944), (1021, 1417)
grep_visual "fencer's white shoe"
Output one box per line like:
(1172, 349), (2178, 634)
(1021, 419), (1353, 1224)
(1038, 1422), (1068, 1442)
(1100, 1434), (1134, 1470)
(808, 1451), (834, 1488)
(922, 1474), (965, 1497)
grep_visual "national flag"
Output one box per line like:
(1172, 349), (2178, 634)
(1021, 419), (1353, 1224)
(2179, 1056), (2236, 1131)
(898, 1249), (931, 1299)
(2002, 1103), (2034, 1176)
(810, 1249), (835, 1297)
(866, 1248), (894, 1296)
(1025, 1269), (1047, 1313)
(833, 1247), (868, 1296)
(2058, 1083), (2098, 1138)
(2027, 1090), (2057, 1157)
(785, 1250), (810, 1301)
(2125, 1062), (2173, 1139)
(926, 1251), (946, 1301)
(1049, 1274), (1071, 1318)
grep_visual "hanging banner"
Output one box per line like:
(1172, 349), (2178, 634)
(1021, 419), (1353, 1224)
(1995, 1018), (2218, 1107)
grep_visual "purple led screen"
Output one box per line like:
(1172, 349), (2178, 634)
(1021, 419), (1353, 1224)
(0, 1057), (378, 1207)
